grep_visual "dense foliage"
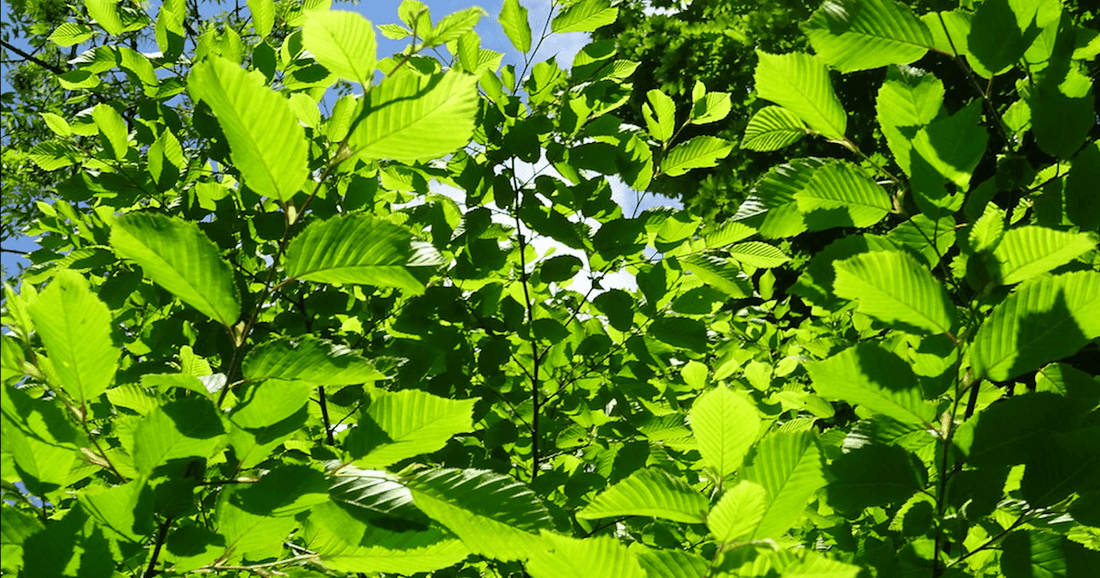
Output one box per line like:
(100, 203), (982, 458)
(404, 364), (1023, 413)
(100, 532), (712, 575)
(2, 0), (1099, 577)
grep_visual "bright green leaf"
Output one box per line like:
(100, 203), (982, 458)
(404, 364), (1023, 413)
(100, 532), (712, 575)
(189, 56), (309, 201)
(727, 242), (790, 269)
(742, 106), (807, 151)
(741, 431), (826, 540)
(92, 103), (128, 160)
(795, 160), (892, 229)
(348, 389), (475, 468)
(804, 0), (933, 72)
(551, 0), (618, 34)
(578, 468), (709, 524)
(133, 398), (226, 475)
(661, 136), (733, 176)
(243, 335), (385, 385)
(302, 11), (377, 86)
(84, 0), (124, 36)
(991, 226), (1097, 285)
(499, 0), (532, 53)
(642, 89), (675, 142)
(689, 386), (760, 479)
(834, 251), (956, 335)
(528, 533), (646, 578)
(110, 213), (241, 328)
(808, 343), (936, 427)
(27, 270), (118, 405)
(247, 0), (274, 37)
(708, 480), (767, 544)
(754, 51), (847, 140)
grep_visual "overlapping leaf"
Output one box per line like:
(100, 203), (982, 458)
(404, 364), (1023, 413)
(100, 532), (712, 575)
(833, 251), (956, 335)
(754, 51), (847, 140)
(742, 106), (808, 151)
(804, 0), (933, 72)
(990, 226), (1096, 285)
(302, 11), (377, 86)
(284, 214), (442, 293)
(347, 389), (475, 468)
(795, 160), (892, 229)
(707, 480), (767, 544)
(689, 386), (760, 479)
(110, 213), (241, 328)
(527, 533), (646, 578)
(808, 343), (936, 427)
(189, 56), (308, 201)
(243, 335), (384, 385)
(27, 271), (118, 405)
(403, 468), (552, 561)
(970, 271), (1100, 381)
(349, 69), (478, 162)
(577, 468), (708, 523)
(740, 431), (827, 540)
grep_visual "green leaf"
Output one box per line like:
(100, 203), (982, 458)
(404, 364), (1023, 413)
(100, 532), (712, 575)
(727, 242), (790, 269)
(527, 533), (646, 578)
(403, 468), (552, 561)
(635, 548), (708, 578)
(690, 92), (731, 125)
(229, 379), (313, 429)
(284, 214), (442, 293)
(499, 0), (532, 53)
(741, 106), (807, 151)
(795, 160), (892, 229)
(78, 480), (152, 543)
(551, 0), (618, 34)
(84, 0), (124, 35)
(661, 136), (733, 176)
(188, 56), (308, 201)
(808, 343), (936, 427)
(1002, 530), (1100, 578)
(741, 431), (827, 540)
(48, 22), (94, 47)
(110, 213), (241, 327)
(990, 226), (1096, 285)
(911, 100), (988, 190)
(247, 0), (274, 37)
(310, 519), (469, 574)
(782, 551), (862, 578)
(649, 316), (709, 352)
(876, 65), (945, 176)
(92, 103), (127, 160)
(642, 89), (676, 142)
(744, 158), (832, 238)
(423, 6), (486, 45)
(1029, 65), (1094, 159)
(540, 255), (583, 283)
(827, 443), (924, 513)
(954, 392), (1077, 468)
(2, 386), (84, 493)
(1021, 427), (1100, 508)
(27, 270), (118, 405)
(971, 271), (1100, 382)
(232, 464), (329, 516)
(216, 499), (297, 558)
(969, 202), (1006, 253)
(754, 51), (847, 140)
(347, 389), (475, 468)
(577, 468), (709, 524)
(1065, 142), (1100, 231)
(243, 335), (384, 385)
(302, 11), (377, 86)
(834, 251), (956, 335)
(804, 0), (933, 72)
(349, 69), (479, 162)
(707, 480), (767, 544)
(682, 254), (753, 298)
(968, 0), (1038, 76)
(148, 129), (185, 190)
(133, 398), (226, 475)
(689, 386), (760, 479)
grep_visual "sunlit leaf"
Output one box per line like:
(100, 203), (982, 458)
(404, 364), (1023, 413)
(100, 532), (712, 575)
(527, 533), (646, 578)
(578, 468), (709, 524)
(499, 0), (531, 52)
(347, 389), (476, 468)
(303, 11), (377, 86)
(808, 343), (936, 427)
(834, 250), (956, 335)
(661, 136), (733, 176)
(244, 335), (385, 385)
(742, 106), (807, 151)
(804, 0), (933, 72)
(551, 0), (618, 34)
(689, 386), (760, 479)
(990, 226), (1096, 285)
(741, 431), (827, 540)
(708, 480), (767, 544)
(754, 51), (847, 140)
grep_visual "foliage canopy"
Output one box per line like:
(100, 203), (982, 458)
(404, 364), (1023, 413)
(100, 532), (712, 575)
(1, 0), (1099, 577)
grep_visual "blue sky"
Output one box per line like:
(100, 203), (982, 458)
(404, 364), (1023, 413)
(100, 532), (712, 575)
(1, 1), (674, 281)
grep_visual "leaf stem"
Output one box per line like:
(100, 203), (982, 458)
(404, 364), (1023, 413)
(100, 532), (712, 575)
(143, 517), (173, 578)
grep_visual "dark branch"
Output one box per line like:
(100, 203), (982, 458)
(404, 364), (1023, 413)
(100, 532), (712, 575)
(0, 40), (65, 75)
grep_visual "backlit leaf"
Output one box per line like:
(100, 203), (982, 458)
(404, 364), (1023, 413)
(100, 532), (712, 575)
(348, 389), (475, 468)
(689, 386), (760, 479)
(244, 335), (385, 385)
(804, 0), (933, 72)
(741, 431), (827, 540)
(551, 0), (618, 34)
(834, 251), (956, 335)
(578, 468), (709, 524)
(754, 51), (847, 140)
(661, 136), (733, 176)
(303, 11), (377, 86)
(499, 0), (531, 53)
(708, 480), (767, 544)
(527, 533), (646, 578)
(742, 106), (807, 151)
(990, 226), (1096, 285)
(808, 343), (936, 427)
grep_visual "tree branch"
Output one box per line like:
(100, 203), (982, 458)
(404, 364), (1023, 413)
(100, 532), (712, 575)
(0, 39), (65, 74)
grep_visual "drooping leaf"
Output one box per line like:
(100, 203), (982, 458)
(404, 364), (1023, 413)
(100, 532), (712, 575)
(284, 214), (443, 293)
(970, 271), (1100, 381)
(499, 0), (532, 53)
(110, 213), (241, 328)
(990, 226), (1096, 285)
(527, 533), (646, 578)
(132, 398), (226, 476)
(551, 0), (618, 34)
(302, 11), (377, 86)
(403, 468), (552, 561)
(577, 468), (709, 524)
(707, 480), (767, 544)
(660, 136), (733, 176)
(347, 389), (475, 468)
(807, 343), (936, 427)
(243, 335), (385, 385)
(742, 106), (808, 151)
(754, 51), (847, 140)
(833, 251), (957, 335)
(349, 69), (479, 162)
(189, 56), (308, 201)
(689, 386), (760, 479)
(27, 270), (118, 405)
(795, 160), (892, 229)
(804, 0), (933, 72)
(741, 431), (827, 540)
